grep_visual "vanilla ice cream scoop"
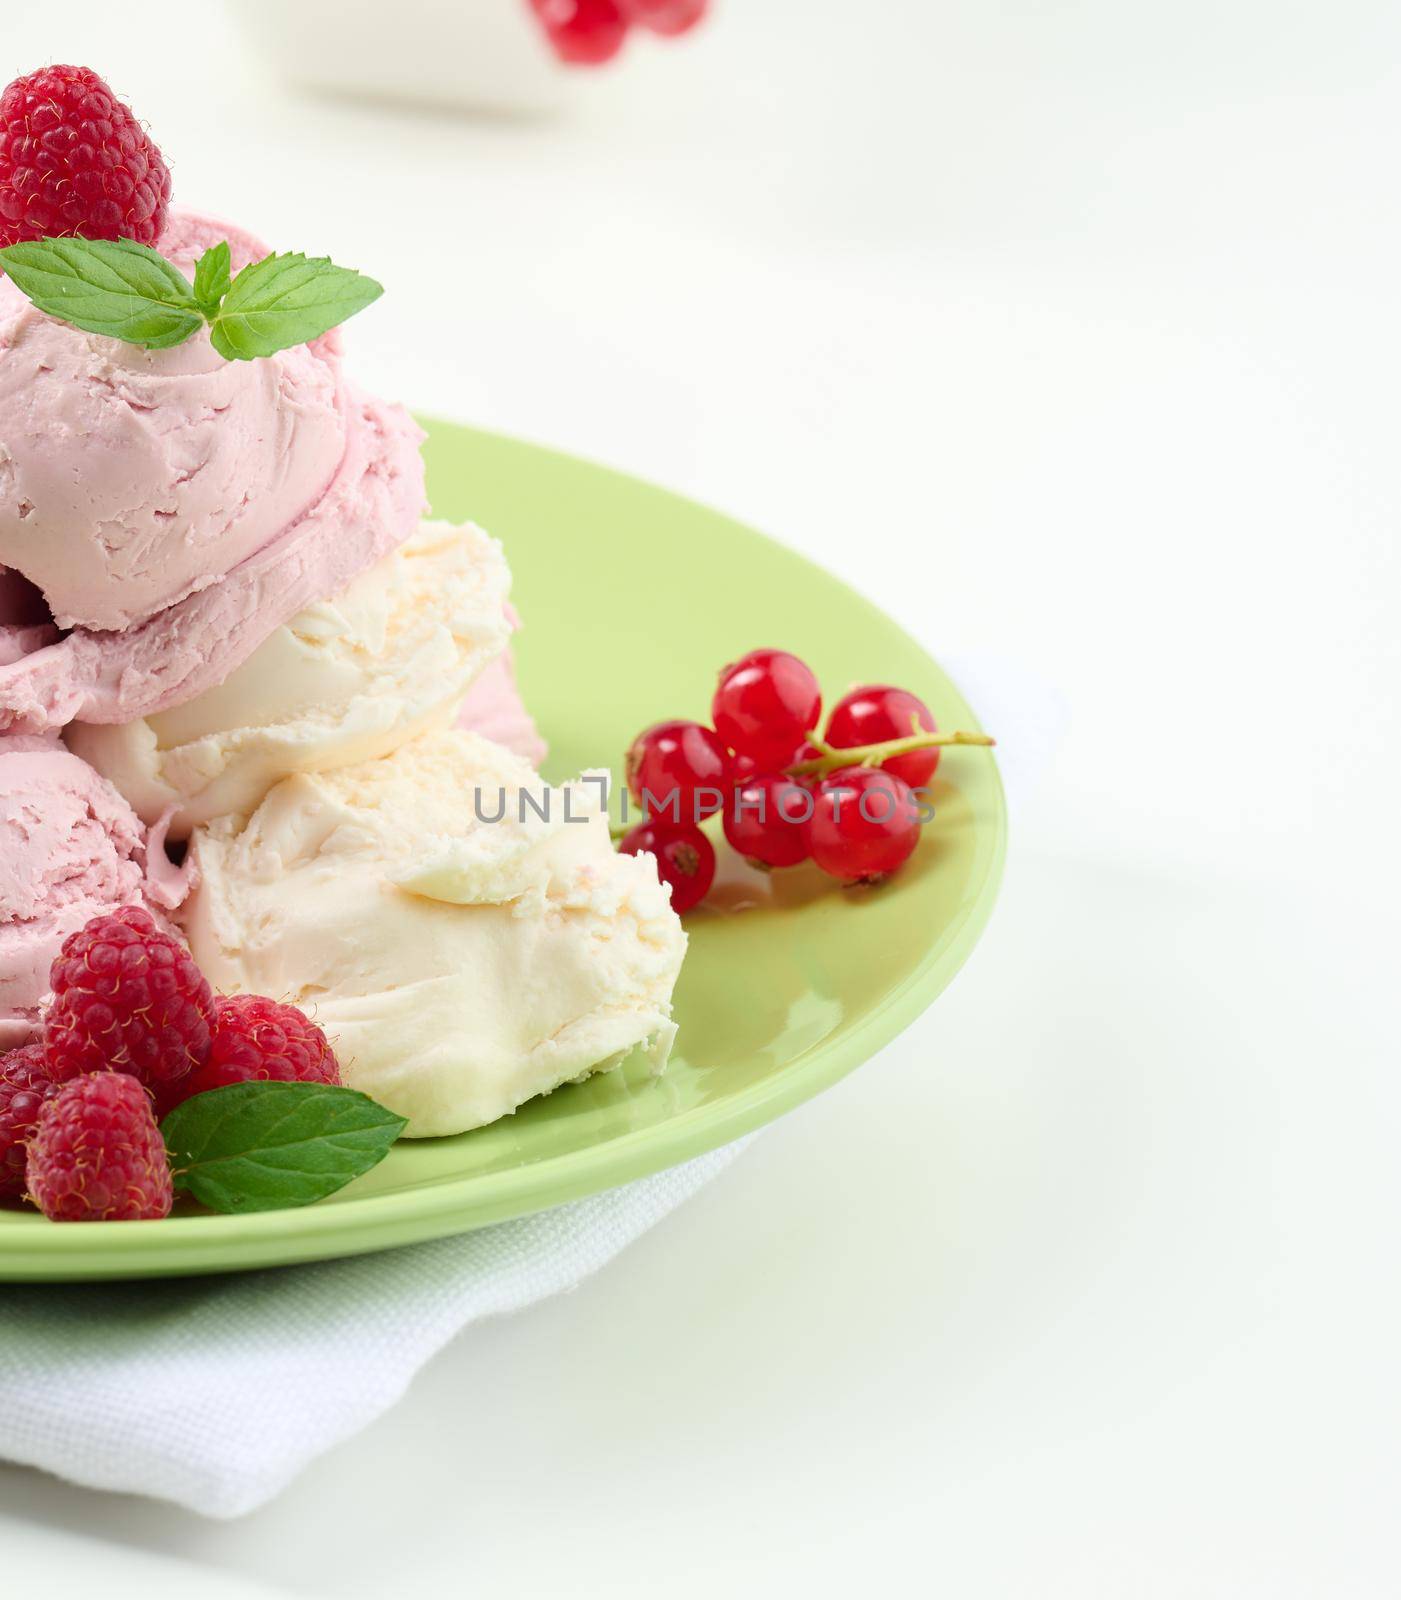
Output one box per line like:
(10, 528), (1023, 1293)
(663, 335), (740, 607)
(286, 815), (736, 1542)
(67, 521), (512, 837)
(179, 730), (686, 1137)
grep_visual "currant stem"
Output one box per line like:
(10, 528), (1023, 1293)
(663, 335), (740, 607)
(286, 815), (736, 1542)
(787, 727), (996, 778)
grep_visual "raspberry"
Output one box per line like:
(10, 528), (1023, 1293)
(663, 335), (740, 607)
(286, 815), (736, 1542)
(25, 1072), (172, 1222)
(45, 907), (213, 1101)
(173, 994), (340, 1104)
(0, 1042), (59, 1203)
(0, 64), (171, 248)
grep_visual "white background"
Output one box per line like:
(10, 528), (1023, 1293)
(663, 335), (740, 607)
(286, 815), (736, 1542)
(3, 0), (1398, 1594)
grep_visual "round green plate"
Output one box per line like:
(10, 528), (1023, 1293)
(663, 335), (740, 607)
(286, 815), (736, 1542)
(0, 422), (1006, 1282)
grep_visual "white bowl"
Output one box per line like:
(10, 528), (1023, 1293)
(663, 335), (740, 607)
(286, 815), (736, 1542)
(228, 0), (583, 116)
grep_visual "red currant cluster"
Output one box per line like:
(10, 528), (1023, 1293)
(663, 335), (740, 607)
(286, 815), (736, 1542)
(528, 0), (708, 66)
(619, 649), (995, 912)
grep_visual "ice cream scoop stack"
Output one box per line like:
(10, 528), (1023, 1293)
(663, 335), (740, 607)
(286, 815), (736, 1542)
(0, 68), (683, 1148)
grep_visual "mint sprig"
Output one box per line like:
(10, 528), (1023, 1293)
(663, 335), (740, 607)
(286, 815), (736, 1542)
(161, 1081), (407, 1213)
(0, 236), (383, 360)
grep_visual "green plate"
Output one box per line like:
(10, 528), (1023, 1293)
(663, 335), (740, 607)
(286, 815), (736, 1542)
(0, 422), (1006, 1282)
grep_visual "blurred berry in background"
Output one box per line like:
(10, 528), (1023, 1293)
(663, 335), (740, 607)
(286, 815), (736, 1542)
(231, 0), (711, 114)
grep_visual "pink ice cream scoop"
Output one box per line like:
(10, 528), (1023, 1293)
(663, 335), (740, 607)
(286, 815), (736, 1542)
(0, 736), (189, 1048)
(455, 609), (547, 767)
(0, 388), (425, 732)
(0, 210), (426, 734)
(0, 213), (346, 633)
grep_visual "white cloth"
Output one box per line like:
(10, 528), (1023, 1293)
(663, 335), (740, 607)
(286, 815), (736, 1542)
(0, 1140), (747, 1517)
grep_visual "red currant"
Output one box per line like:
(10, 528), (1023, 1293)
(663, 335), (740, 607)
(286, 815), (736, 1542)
(618, 0), (708, 34)
(712, 649), (822, 769)
(530, 0), (629, 64)
(724, 772), (813, 869)
(825, 684), (941, 790)
(619, 820), (715, 913)
(728, 749), (762, 786)
(625, 720), (730, 824)
(807, 767), (922, 884)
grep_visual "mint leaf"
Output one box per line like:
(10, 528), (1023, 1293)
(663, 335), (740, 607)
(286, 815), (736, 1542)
(0, 237), (382, 359)
(192, 240), (232, 318)
(161, 1082), (407, 1214)
(208, 252), (383, 361)
(0, 237), (204, 349)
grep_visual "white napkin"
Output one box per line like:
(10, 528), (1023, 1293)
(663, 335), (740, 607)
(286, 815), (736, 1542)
(0, 1139), (747, 1517)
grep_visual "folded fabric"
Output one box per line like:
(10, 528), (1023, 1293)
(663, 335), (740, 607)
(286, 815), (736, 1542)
(0, 1139), (748, 1518)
